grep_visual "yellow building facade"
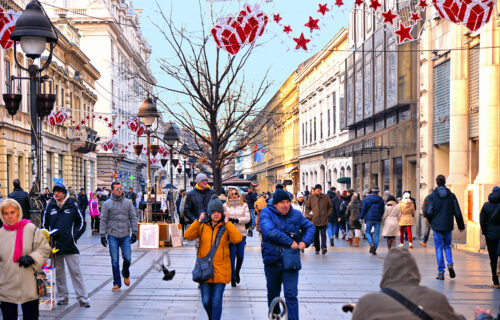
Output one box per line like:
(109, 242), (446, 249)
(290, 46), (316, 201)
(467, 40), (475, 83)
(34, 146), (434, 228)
(419, 8), (499, 249)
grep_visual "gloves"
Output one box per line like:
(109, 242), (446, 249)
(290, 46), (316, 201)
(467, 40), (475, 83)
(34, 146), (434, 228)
(229, 218), (239, 224)
(101, 237), (108, 247)
(130, 234), (137, 244)
(18, 255), (35, 268)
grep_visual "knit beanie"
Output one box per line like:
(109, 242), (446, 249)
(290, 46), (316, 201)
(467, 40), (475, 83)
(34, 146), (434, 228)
(296, 192), (304, 199)
(273, 189), (291, 205)
(196, 173), (208, 184)
(52, 178), (67, 194)
(207, 194), (224, 214)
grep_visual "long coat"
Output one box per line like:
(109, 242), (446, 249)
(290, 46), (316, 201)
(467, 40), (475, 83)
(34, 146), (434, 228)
(346, 197), (362, 230)
(381, 201), (401, 237)
(185, 220), (242, 284)
(305, 193), (333, 226)
(398, 200), (415, 226)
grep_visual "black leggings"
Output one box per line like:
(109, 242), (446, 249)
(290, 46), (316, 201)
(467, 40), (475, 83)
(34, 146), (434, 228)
(486, 238), (499, 285)
(1, 300), (39, 320)
(91, 216), (100, 231)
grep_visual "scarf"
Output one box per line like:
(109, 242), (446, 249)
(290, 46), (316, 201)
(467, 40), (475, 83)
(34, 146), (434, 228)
(195, 184), (207, 190)
(227, 199), (241, 207)
(4, 219), (30, 262)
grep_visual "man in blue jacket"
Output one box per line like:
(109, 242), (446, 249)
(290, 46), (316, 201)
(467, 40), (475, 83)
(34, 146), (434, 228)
(43, 180), (89, 308)
(425, 175), (465, 280)
(361, 186), (385, 256)
(260, 189), (315, 320)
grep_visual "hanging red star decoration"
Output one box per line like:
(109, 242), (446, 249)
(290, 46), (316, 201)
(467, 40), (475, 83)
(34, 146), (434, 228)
(418, 0), (427, 9)
(112, 129), (117, 135)
(104, 117), (108, 122)
(92, 115), (95, 119)
(410, 12), (421, 23)
(293, 33), (311, 50)
(283, 25), (292, 34)
(75, 125), (80, 131)
(121, 149), (125, 153)
(369, 0), (382, 11)
(80, 120), (85, 125)
(381, 9), (398, 24)
(355, 0), (364, 6)
(334, 0), (344, 7)
(98, 115), (102, 119)
(121, 121), (125, 125)
(318, 3), (329, 15)
(304, 16), (320, 33)
(395, 22), (413, 43)
(273, 14), (282, 23)
(108, 122), (113, 128)
(86, 115), (90, 119)
(118, 125), (121, 129)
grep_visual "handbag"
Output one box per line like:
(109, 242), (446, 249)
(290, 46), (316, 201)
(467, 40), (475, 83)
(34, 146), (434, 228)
(192, 225), (226, 283)
(281, 248), (301, 271)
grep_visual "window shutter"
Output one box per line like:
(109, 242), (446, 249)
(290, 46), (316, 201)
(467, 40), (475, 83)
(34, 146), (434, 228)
(433, 60), (450, 145)
(468, 46), (480, 138)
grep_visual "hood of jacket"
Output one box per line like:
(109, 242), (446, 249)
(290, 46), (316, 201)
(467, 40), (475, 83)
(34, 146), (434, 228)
(111, 192), (125, 201)
(327, 190), (336, 198)
(385, 200), (397, 208)
(488, 186), (500, 203)
(434, 186), (451, 199)
(380, 248), (420, 289)
(0, 202), (24, 225)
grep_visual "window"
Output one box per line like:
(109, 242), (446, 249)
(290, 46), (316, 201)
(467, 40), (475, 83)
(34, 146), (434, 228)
(393, 157), (403, 198)
(363, 163), (369, 190)
(55, 84), (59, 105)
(58, 154), (64, 179)
(61, 88), (65, 106)
(4, 60), (11, 94)
(383, 159), (390, 192)
(469, 46), (479, 138)
(302, 123), (305, 145)
(309, 119), (312, 143)
(313, 117), (317, 141)
(46, 152), (53, 189)
(332, 92), (337, 134)
(16, 67), (21, 95)
(320, 113), (323, 140)
(327, 109), (331, 137)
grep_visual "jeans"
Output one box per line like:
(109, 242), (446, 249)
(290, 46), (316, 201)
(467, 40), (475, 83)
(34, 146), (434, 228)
(249, 209), (256, 227)
(423, 220), (431, 243)
(200, 283), (226, 320)
(327, 222), (339, 239)
(365, 221), (381, 250)
(229, 236), (246, 280)
(485, 238), (499, 285)
(1, 300), (38, 320)
(108, 235), (132, 287)
(433, 230), (453, 273)
(314, 225), (327, 251)
(264, 263), (300, 320)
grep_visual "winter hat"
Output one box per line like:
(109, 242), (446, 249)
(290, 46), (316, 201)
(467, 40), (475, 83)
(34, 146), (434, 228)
(386, 195), (397, 203)
(371, 186), (380, 193)
(341, 190), (348, 197)
(296, 192), (304, 199)
(493, 186), (500, 193)
(314, 184), (322, 190)
(275, 184), (284, 190)
(273, 189), (291, 205)
(207, 194), (224, 214)
(403, 192), (411, 200)
(52, 178), (67, 194)
(196, 173), (208, 184)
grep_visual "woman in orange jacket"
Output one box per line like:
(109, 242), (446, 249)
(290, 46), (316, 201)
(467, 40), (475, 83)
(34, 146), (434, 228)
(185, 195), (242, 320)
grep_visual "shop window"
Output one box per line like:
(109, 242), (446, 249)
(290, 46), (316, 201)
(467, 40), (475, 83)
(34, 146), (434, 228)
(355, 164), (361, 193)
(365, 121), (374, 134)
(386, 112), (396, 127)
(363, 163), (370, 190)
(356, 125), (364, 137)
(383, 159), (390, 192)
(375, 117), (385, 131)
(399, 108), (411, 122)
(393, 157), (402, 198)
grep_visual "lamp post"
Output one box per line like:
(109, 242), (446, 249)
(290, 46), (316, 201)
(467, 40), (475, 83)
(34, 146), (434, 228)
(3, 1), (58, 226)
(180, 144), (190, 190)
(164, 124), (180, 219)
(189, 156), (198, 189)
(137, 97), (159, 224)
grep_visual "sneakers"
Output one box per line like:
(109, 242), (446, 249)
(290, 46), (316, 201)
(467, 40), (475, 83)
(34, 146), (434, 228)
(448, 265), (456, 278)
(322, 248), (327, 255)
(124, 277), (130, 286)
(330, 237), (334, 247)
(112, 285), (121, 291)
(436, 273), (445, 280)
(57, 298), (68, 306)
(231, 279), (237, 287)
(420, 241), (427, 248)
(315, 251), (320, 255)
(409, 243), (413, 249)
(79, 300), (90, 308)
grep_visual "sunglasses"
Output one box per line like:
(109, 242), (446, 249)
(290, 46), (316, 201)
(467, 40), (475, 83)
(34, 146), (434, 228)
(114, 188), (123, 191)
(200, 179), (208, 182)
(231, 193), (238, 196)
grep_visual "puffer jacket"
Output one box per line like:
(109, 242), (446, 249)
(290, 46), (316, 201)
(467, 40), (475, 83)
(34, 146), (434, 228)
(480, 186), (500, 240)
(224, 199), (251, 237)
(398, 200), (415, 226)
(8, 188), (31, 220)
(346, 196), (362, 229)
(88, 193), (100, 217)
(381, 201), (401, 237)
(42, 194), (85, 255)
(361, 194), (385, 222)
(305, 193), (333, 226)
(100, 193), (138, 238)
(260, 204), (315, 266)
(327, 190), (341, 223)
(425, 186), (465, 232)
(183, 187), (216, 224)
(352, 248), (466, 320)
(184, 220), (242, 284)
(0, 213), (51, 304)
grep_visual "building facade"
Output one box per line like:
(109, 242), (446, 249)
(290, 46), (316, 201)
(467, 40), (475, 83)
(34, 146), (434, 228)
(298, 28), (352, 192)
(0, 0), (100, 196)
(46, 0), (156, 191)
(419, 7), (500, 248)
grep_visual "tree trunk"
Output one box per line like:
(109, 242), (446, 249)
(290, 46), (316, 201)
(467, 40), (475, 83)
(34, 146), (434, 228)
(212, 166), (223, 195)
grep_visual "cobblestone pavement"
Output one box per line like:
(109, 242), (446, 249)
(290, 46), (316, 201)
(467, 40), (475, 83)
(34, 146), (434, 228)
(22, 217), (500, 319)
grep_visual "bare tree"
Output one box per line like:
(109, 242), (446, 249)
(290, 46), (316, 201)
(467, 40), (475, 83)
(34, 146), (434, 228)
(128, 2), (272, 194)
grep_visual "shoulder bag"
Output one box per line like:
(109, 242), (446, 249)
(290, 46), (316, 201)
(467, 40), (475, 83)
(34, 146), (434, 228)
(282, 248), (301, 271)
(381, 287), (434, 320)
(192, 225), (226, 283)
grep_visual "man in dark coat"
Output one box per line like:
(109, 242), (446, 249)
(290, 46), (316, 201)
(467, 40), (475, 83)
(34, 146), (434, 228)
(245, 188), (258, 228)
(8, 179), (31, 220)
(78, 188), (88, 220)
(126, 187), (137, 208)
(182, 173), (216, 226)
(425, 175), (465, 280)
(479, 186), (500, 288)
(361, 186), (385, 255)
(327, 187), (340, 247)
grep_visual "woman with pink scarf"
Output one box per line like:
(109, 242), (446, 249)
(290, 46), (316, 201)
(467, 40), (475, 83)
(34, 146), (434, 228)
(0, 198), (51, 319)
(89, 192), (100, 235)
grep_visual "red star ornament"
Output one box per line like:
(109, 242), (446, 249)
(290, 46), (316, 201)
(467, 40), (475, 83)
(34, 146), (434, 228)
(382, 9), (398, 24)
(98, 115), (102, 119)
(86, 115), (90, 119)
(293, 33), (311, 50)
(104, 117), (108, 122)
(92, 115), (96, 119)
(334, 0), (343, 7)
(75, 125), (81, 131)
(121, 121), (125, 125)
(410, 12), (421, 23)
(355, 0), (364, 6)
(283, 25), (292, 34)
(369, 0), (382, 11)
(395, 22), (413, 43)
(318, 3), (329, 15)
(304, 16), (320, 33)
(418, 0), (427, 9)
(118, 125), (121, 129)
(81, 120), (85, 125)
(273, 14), (282, 23)
(112, 129), (117, 135)
(108, 122), (113, 128)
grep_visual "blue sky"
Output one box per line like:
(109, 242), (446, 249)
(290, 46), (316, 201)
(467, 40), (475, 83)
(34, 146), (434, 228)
(133, 0), (350, 118)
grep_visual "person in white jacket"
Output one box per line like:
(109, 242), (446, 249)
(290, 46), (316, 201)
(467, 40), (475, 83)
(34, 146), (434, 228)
(224, 188), (251, 288)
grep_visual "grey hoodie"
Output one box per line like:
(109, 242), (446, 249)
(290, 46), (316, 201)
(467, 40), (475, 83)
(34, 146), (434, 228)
(100, 193), (138, 238)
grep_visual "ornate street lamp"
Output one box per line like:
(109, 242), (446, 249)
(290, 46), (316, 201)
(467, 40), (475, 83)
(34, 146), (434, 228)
(137, 97), (159, 225)
(164, 123), (180, 216)
(180, 143), (190, 190)
(3, 0), (58, 226)
(189, 156), (198, 189)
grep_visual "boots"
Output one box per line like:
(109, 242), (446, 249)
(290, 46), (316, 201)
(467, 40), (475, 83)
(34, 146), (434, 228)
(354, 237), (360, 247)
(347, 238), (353, 246)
